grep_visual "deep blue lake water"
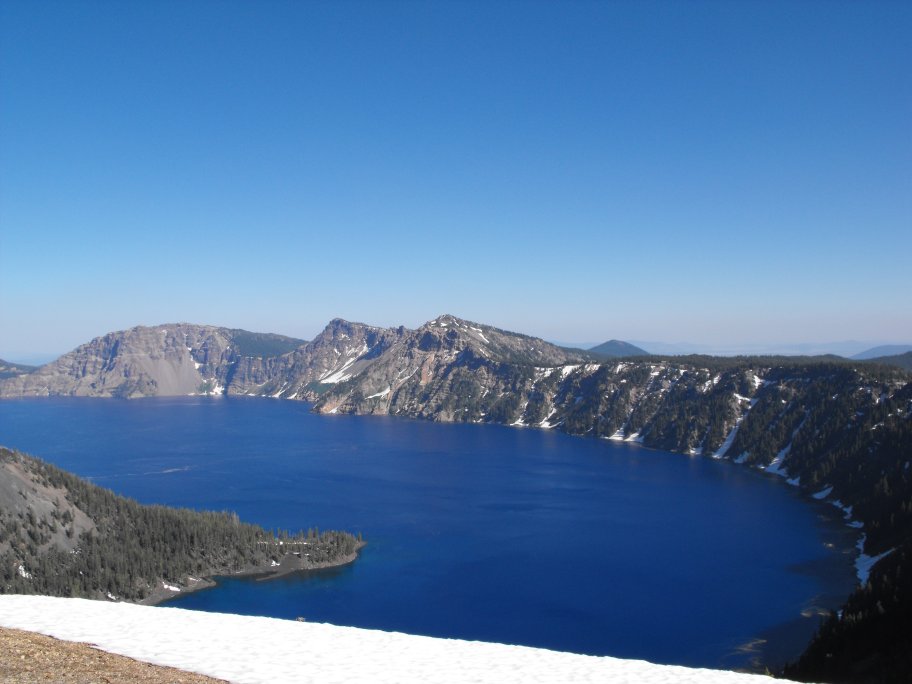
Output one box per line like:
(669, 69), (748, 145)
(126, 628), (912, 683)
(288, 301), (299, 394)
(0, 397), (856, 668)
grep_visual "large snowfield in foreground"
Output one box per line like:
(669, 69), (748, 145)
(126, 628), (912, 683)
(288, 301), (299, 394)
(0, 595), (782, 683)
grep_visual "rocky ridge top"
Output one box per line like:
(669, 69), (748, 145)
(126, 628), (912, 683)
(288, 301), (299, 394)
(0, 316), (588, 402)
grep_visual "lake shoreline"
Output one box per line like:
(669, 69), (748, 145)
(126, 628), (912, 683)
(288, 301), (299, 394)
(138, 544), (366, 607)
(725, 504), (859, 673)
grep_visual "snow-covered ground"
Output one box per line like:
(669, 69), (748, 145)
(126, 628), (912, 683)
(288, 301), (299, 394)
(0, 595), (780, 684)
(853, 533), (896, 585)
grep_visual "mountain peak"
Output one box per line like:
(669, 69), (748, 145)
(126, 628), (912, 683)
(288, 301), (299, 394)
(852, 344), (912, 360)
(425, 314), (471, 328)
(589, 339), (648, 358)
(322, 318), (383, 336)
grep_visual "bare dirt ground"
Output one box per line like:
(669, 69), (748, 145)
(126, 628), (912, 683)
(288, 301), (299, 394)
(0, 627), (228, 684)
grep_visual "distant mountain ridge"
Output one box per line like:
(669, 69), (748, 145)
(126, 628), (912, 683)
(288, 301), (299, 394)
(0, 316), (590, 401)
(630, 340), (892, 358)
(0, 359), (37, 380)
(588, 340), (648, 357)
(853, 345), (912, 360)
(0, 324), (283, 398)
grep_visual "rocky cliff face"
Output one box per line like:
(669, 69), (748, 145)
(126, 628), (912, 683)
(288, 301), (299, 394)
(0, 325), (227, 398)
(0, 324), (308, 399)
(312, 314), (590, 417)
(227, 318), (407, 400)
(0, 316), (588, 402)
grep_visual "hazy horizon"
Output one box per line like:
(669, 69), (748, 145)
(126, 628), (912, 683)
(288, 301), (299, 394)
(2, 2), (909, 360)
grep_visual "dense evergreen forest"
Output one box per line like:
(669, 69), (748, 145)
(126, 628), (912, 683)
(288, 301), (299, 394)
(862, 351), (912, 372)
(777, 378), (912, 683)
(786, 540), (912, 683)
(225, 329), (306, 358)
(0, 447), (363, 602)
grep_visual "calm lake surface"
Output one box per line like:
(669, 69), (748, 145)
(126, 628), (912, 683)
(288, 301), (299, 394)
(0, 397), (856, 668)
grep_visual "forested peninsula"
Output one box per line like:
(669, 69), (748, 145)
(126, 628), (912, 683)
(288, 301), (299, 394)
(0, 447), (364, 604)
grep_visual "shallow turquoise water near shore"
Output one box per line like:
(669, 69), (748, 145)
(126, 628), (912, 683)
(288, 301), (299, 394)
(0, 396), (856, 668)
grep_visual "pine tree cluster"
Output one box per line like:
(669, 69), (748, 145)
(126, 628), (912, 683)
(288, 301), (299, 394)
(0, 448), (362, 602)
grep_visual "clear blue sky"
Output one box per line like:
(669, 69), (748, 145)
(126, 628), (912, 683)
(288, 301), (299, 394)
(1, 0), (910, 360)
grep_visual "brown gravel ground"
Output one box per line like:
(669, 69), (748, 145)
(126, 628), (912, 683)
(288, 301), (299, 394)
(0, 627), (229, 684)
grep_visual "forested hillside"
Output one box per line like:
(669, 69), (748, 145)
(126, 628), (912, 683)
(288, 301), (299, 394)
(861, 351), (912, 372)
(0, 447), (363, 602)
(786, 540), (912, 683)
(0, 360), (36, 380)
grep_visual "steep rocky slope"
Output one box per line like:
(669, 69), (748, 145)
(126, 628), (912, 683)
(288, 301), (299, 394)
(229, 318), (408, 400)
(0, 452), (96, 561)
(0, 325), (307, 399)
(311, 315), (591, 417)
(0, 316), (590, 402)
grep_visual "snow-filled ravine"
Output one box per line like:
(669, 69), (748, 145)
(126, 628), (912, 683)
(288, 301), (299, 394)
(0, 596), (780, 684)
